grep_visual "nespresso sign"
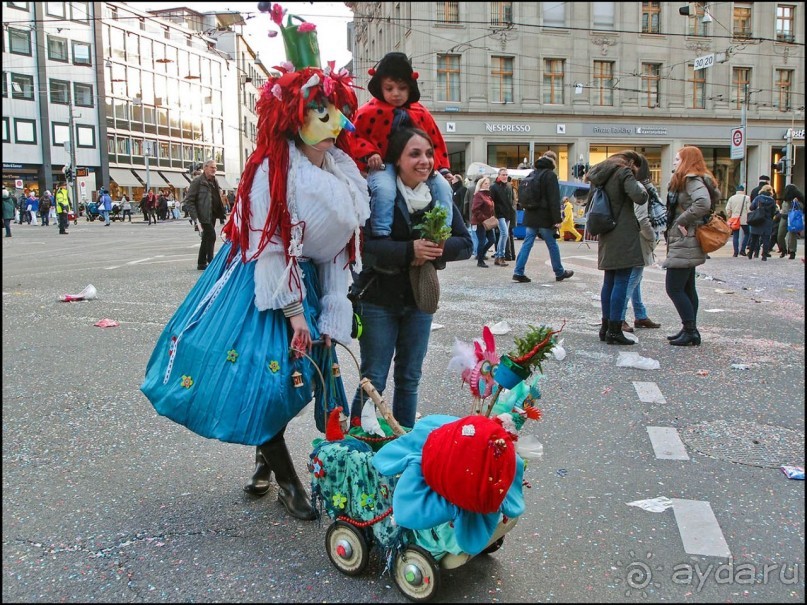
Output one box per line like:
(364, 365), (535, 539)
(485, 123), (532, 133)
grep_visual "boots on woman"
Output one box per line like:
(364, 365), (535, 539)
(599, 318), (608, 342)
(263, 437), (317, 520)
(606, 320), (635, 345)
(669, 321), (701, 346)
(666, 328), (684, 341)
(243, 445), (272, 496)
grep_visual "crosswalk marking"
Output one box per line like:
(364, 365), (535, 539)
(633, 381), (666, 404)
(646, 426), (690, 460)
(671, 499), (731, 558)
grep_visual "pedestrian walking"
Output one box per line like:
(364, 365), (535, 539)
(512, 151), (575, 283)
(39, 191), (52, 227)
(97, 188), (112, 226)
(471, 177), (496, 267)
(746, 185), (777, 261)
(2, 188), (14, 237)
(724, 185), (750, 256)
(183, 160), (225, 270)
(781, 184), (803, 260)
(121, 195), (132, 222)
(490, 167), (515, 266)
(55, 184), (71, 235)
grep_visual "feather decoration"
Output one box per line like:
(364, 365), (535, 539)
(360, 400), (385, 437)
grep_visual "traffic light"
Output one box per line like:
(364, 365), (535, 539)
(64, 167), (74, 182)
(773, 146), (789, 174)
(678, 3), (695, 16)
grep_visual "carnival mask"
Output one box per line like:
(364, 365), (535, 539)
(299, 102), (354, 146)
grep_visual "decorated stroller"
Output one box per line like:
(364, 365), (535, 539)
(308, 323), (562, 602)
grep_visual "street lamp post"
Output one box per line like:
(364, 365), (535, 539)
(145, 148), (151, 195)
(67, 96), (80, 224)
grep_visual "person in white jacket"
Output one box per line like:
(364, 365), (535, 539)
(725, 185), (750, 257)
(619, 155), (662, 332)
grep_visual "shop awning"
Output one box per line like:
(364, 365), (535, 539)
(134, 169), (169, 187)
(160, 171), (190, 188)
(217, 175), (234, 190)
(108, 168), (141, 188)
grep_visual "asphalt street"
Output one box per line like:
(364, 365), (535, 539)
(2, 217), (804, 603)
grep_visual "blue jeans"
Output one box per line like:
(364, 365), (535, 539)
(475, 224), (495, 261)
(367, 165), (453, 236)
(469, 224), (479, 257)
(349, 301), (433, 429)
(514, 227), (566, 277)
(494, 218), (510, 258)
(100, 209), (110, 225)
(619, 266), (648, 321)
(732, 225), (750, 254)
(601, 268), (633, 321)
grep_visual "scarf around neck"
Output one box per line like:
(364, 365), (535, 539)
(396, 177), (432, 215)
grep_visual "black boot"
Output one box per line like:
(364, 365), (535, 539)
(606, 320), (635, 345)
(789, 251), (796, 260)
(599, 318), (608, 342)
(263, 437), (317, 520)
(243, 445), (272, 496)
(669, 321), (701, 346)
(666, 327), (684, 341)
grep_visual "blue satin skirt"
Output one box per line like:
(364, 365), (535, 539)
(140, 242), (348, 445)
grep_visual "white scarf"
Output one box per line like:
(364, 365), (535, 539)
(396, 177), (432, 214)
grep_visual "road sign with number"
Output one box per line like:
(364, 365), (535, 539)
(693, 53), (714, 71)
(731, 127), (744, 160)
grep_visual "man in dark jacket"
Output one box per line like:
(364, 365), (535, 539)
(490, 168), (516, 266)
(512, 151), (574, 282)
(184, 159), (225, 270)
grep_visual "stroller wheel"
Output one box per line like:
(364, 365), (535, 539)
(394, 545), (440, 602)
(481, 536), (504, 554)
(325, 521), (369, 576)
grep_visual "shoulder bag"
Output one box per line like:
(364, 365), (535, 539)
(727, 198), (744, 231)
(746, 203), (766, 227)
(695, 213), (732, 253)
(787, 201), (804, 233)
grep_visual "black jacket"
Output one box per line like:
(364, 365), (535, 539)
(490, 179), (515, 221)
(184, 175), (224, 225)
(355, 194), (472, 309)
(521, 157), (561, 229)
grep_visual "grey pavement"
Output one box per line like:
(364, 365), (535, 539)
(2, 218), (804, 603)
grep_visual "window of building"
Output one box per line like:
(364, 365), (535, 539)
(490, 2), (513, 26)
(7, 1), (29, 10)
(543, 58), (565, 104)
(593, 2), (615, 30)
(69, 1), (89, 23)
(1, 72), (6, 98)
(9, 28), (32, 56)
(543, 2), (566, 27)
(641, 62), (661, 108)
(774, 69), (793, 111)
(688, 64), (705, 109)
(117, 136), (130, 155)
(107, 135), (115, 154)
(47, 35), (69, 62)
(2, 117), (9, 143)
(491, 56), (514, 103)
(51, 122), (70, 145)
(72, 41), (92, 66)
(50, 79), (70, 105)
(46, 2), (65, 17)
(436, 54), (461, 102)
(733, 3), (753, 39)
(10, 73), (34, 100)
(593, 61), (614, 106)
(14, 118), (37, 144)
(110, 27), (125, 61)
(687, 3), (708, 36)
(74, 82), (93, 107)
(776, 5), (795, 42)
(731, 67), (751, 110)
(642, 2), (661, 33)
(436, 2), (459, 23)
(131, 138), (143, 156)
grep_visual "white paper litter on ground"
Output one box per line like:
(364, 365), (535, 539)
(624, 331), (639, 343)
(703, 309), (725, 313)
(714, 289), (735, 294)
(487, 321), (511, 335)
(431, 323), (444, 331)
(627, 496), (674, 513)
(551, 338), (567, 361)
(731, 363), (750, 370)
(616, 351), (660, 370)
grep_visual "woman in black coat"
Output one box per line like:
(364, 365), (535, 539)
(747, 184), (778, 260)
(584, 151), (648, 344)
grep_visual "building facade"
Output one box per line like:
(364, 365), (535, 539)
(2, 1), (266, 206)
(347, 2), (805, 198)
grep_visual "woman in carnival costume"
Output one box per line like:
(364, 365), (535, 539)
(141, 3), (370, 521)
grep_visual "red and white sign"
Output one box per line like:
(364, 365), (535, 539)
(14, 179), (23, 189)
(730, 127), (744, 160)
(79, 180), (86, 192)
